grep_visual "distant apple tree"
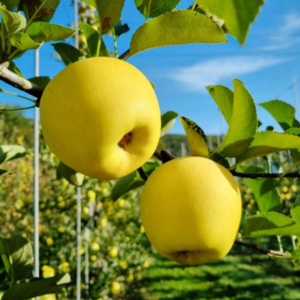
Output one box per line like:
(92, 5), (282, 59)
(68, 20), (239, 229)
(1, 0), (300, 299)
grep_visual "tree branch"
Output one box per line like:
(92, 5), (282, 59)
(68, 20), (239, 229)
(0, 62), (44, 103)
(234, 240), (290, 257)
(231, 170), (300, 179)
(119, 49), (130, 60)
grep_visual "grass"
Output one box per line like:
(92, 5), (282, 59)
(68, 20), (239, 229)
(129, 244), (300, 300)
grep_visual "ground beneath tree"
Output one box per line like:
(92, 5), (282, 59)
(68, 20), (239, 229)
(126, 244), (300, 300)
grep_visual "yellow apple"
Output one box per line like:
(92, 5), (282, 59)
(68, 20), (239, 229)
(40, 57), (161, 180)
(111, 281), (121, 295)
(108, 246), (118, 258)
(140, 156), (241, 266)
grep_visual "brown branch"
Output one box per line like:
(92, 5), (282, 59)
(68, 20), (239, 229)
(0, 62), (44, 103)
(119, 49), (130, 60)
(234, 240), (290, 257)
(138, 167), (148, 181)
(231, 170), (300, 179)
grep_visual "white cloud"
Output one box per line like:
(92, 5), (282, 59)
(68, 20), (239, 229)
(168, 56), (285, 92)
(263, 13), (300, 50)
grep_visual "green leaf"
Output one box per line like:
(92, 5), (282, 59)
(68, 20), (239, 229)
(8, 61), (24, 78)
(236, 131), (300, 164)
(1, 0), (21, 11)
(22, 0), (60, 23)
(209, 153), (230, 168)
(0, 7), (26, 35)
(215, 79), (257, 157)
(114, 21), (129, 37)
(110, 171), (144, 201)
(0, 145), (26, 164)
(285, 128), (300, 136)
(28, 76), (50, 89)
(110, 162), (158, 201)
(206, 85), (233, 125)
(96, 0), (125, 34)
(78, 22), (99, 57)
(291, 248), (300, 259)
(26, 22), (76, 43)
(160, 111), (179, 137)
(2, 273), (71, 300)
(243, 212), (300, 237)
(260, 100), (300, 131)
(134, 0), (180, 18)
(239, 165), (282, 213)
(197, 0), (264, 44)
(129, 10), (227, 57)
(291, 197), (300, 225)
(52, 43), (85, 66)
(179, 116), (209, 157)
(10, 32), (42, 50)
(0, 235), (33, 283)
(57, 161), (84, 187)
(239, 209), (247, 231)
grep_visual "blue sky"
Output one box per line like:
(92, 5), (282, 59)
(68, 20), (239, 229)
(2, 0), (300, 135)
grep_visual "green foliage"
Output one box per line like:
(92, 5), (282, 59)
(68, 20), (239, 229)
(0, 235), (33, 283)
(214, 79), (257, 157)
(22, 0), (60, 23)
(134, 0), (181, 19)
(244, 212), (300, 237)
(10, 32), (41, 50)
(52, 43), (85, 66)
(56, 160), (84, 187)
(291, 198), (300, 225)
(197, 0), (264, 44)
(2, 274), (71, 300)
(0, 7), (26, 35)
(78, 22), (99, 57)
(179, 116), (209, 157)
(96, 0), (125, 34)
(129, 10), (227, 57)
(236, 131), (300, 164)
(0, 145), (26, 164)
(26, 22), (76, 43)
(0, 1), (73, 62)
(206, 85), (233, 125)
(160, 111), (178, 137)
(239, 165), (282, 213)
(260, 100), (300, 131)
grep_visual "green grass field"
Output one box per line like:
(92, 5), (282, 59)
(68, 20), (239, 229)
(130, 245), (300, 300)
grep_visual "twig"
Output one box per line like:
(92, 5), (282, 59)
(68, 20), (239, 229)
(0, 62), (44, 101)
(138, 168), (148, 181)
(231, 170), (300, 179)
(118, 49), (130, 60)
(234, 240), (290, 257)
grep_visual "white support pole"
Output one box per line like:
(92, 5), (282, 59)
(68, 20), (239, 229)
(74, 1), (82, 300)
(34, 49), (40, 300)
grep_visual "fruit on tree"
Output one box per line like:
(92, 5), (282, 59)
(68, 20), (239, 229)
(108, 246), (118, 258)
(140, 156), (242, 265)
(40, 57), (161, 180)
(111, 281), (121, 295)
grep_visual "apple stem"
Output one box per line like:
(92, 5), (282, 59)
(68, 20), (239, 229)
(118, 132), (133, 148)
(138, 168), (148, 181)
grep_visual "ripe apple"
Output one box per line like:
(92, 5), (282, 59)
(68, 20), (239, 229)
(140, 156), (242, 265)
(40, 57), (161, 180)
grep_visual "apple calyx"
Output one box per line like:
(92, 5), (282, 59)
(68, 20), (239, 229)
(118, 132), (133, 148)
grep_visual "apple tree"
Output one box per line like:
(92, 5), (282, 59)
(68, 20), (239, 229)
(1, 0), (300, 299)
